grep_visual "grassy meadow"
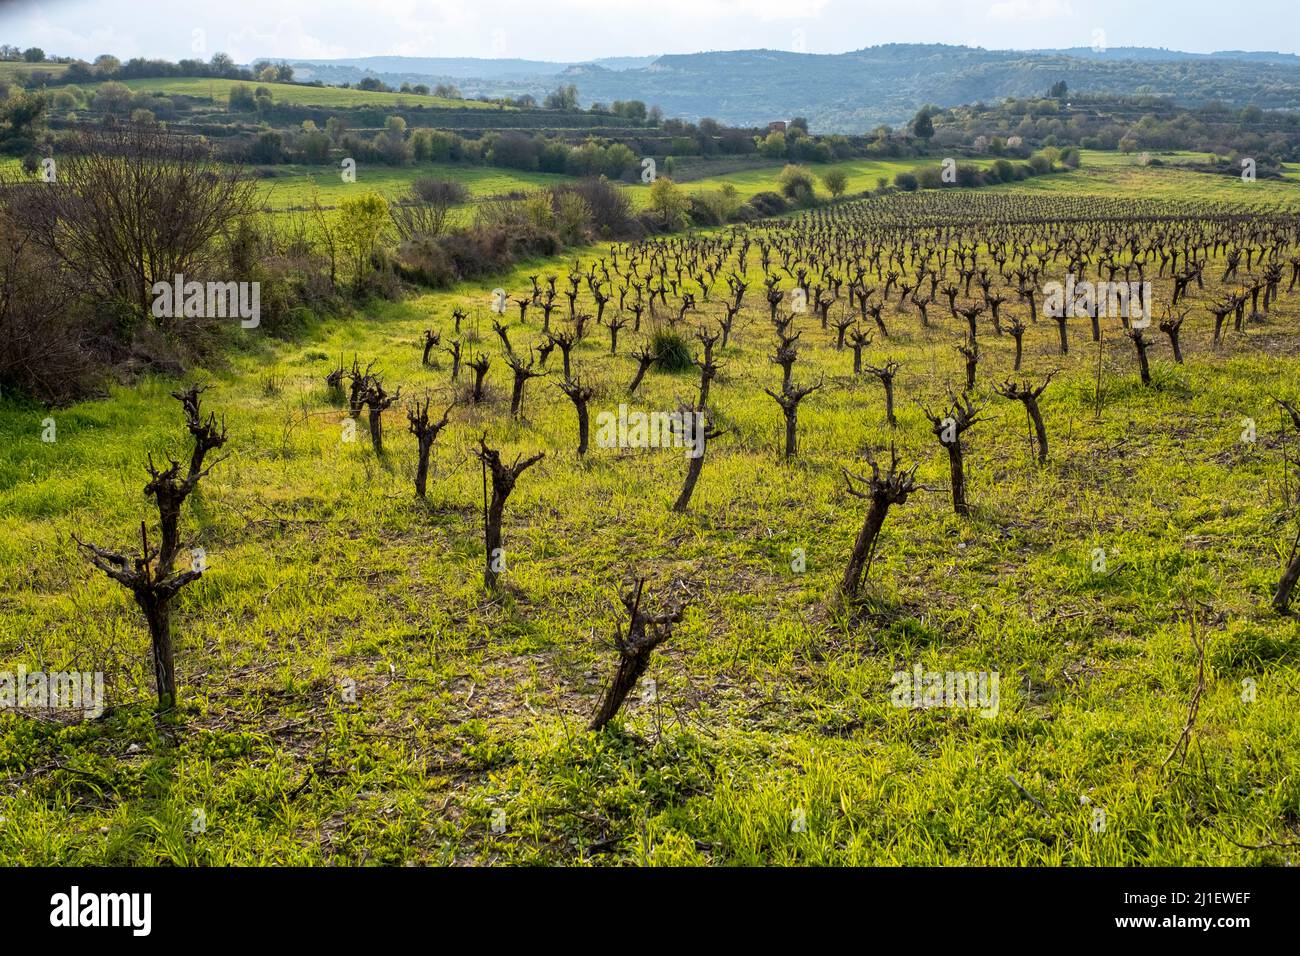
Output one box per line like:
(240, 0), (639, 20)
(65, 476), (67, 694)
(1, 162), (1299, 865)
(990, 151), (1300, 207)
(99, 76), (504, 111)
(0, 61), (70, 80)
(256, 163), (572, 222)
(255, 151), (1269, 225)
(254, 156), (987, 220)
(624, 157), (979, 209)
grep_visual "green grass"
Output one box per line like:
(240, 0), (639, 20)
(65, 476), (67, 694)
(255, 156), (944, 225)
(623, 157), (995, 210)
(673, 157), (952, 200)
(1078, 148), (1216, 168)
(253, 157), (941, 213)
(257, 163), (571, 220)
(0, 61), (70, 79)
(305, 151), (1299, 218)
(100, 77), (503, 110)
(2, 163), (1299, 865)
(254, 155), (989, 219)
(992, 153), (1300, 206)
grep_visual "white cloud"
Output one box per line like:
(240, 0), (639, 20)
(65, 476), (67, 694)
(562, 0), (829, 22)
(222, 18), (349, 62)
(0, 0), (1291, 63)
(987, 0), (1075, 22)
(7, 14), (141, 61)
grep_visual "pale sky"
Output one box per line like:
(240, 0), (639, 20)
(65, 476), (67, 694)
(1, 0), (1296, 64)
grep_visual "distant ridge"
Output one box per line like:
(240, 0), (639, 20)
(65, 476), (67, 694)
(291, 44), (1300, 132)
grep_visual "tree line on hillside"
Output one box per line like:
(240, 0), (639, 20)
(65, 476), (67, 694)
(3, 49), (1087, 179)
(2, 78), (956, 182)
(0, 50), (635, 116)
(929, 87), (1300, 171)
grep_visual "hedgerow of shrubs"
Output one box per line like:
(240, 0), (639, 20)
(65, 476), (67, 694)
(897, 150), (1065, 191)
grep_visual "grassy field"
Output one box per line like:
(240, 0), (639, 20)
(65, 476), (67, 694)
(0, 61), (70, 79)
(2, 163), (1299, 865)
(256, 155), (988, 217)
(261, 151), (1277, 216)
(257, 163), (571, 212)
(628, 157), (981, 208)
(988, 159), (1300, 207)
(1077, 149), (1216, 167)
(255, 151), (1213, 226)
(101, 77), (504, 111)
(256, 158), (889, 214)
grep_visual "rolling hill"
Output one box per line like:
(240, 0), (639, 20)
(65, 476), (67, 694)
(292, 44), (1300, 132)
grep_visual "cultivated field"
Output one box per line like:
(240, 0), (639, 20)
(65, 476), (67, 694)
(3, 163), (1299, 865)
(990, 159), (1300, 207)
(96, 76), (503, 110)
(257, 163), (571, 212)
(624, 157), (979, 208)
(254, 152), (1298, 225)
(256, 156), (982, 218)
(0, 60), (69, 79)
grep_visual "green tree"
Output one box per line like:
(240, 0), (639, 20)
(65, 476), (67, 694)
(612, 100), (647, 122)
(336, 193), (390, 281)
(757, 130), (787, 159)
(228, 84), (256, 111)
(93, 81), (132, 115)
(554, 191), (592, 244)
(821, 167), (848, 197)
(911, 108), (934, 142)
(543, 84), (579, 110)
(299, 121), (331, 164)
(249, 130), (284, 164)
(777, 164), (817, 206)
(647, 177), (689, 229)
(375, 115), (410, 165)
(0, 91), (47, 153)
(93, 54), (121, 76)
(603, 142), (636, 178)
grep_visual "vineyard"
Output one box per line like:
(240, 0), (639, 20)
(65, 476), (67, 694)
(3, 182), (1300, 866)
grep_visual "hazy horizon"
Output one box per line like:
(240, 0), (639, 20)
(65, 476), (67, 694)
(2, 0), (1298, 65)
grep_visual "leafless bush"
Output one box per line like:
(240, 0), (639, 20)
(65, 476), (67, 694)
(0, 207), (96, 402)
(5, 125), (257, 323)
(389, 178), (469, 244)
